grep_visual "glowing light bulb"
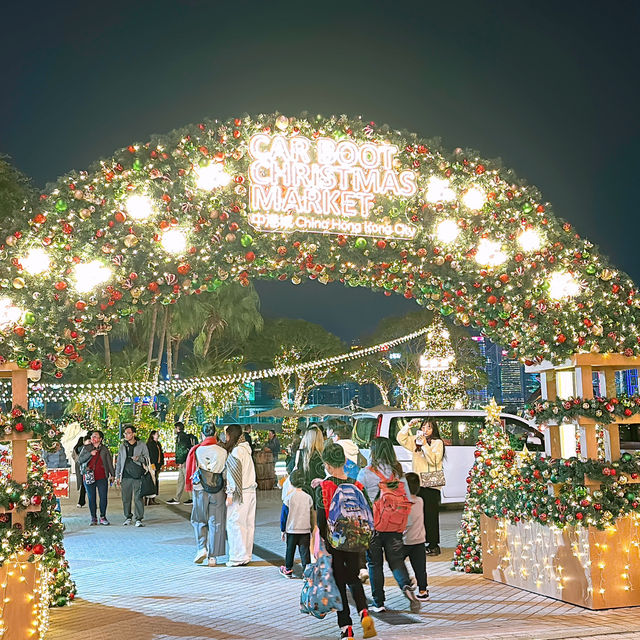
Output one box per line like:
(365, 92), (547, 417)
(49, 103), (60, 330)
(548, 271), (580, 300)
(461, 187), (485, 210)
(0, 298), (23, 329)
(475, 239), (507, 267)
(22, 248), (50, 275)
(196, 163), (232, 190)
(73, 261), (112, 293)
(161, 229), (187, 254)
(125, 194), (155, 220)
(517, 228), (542, 252)
(435, 219), (460, 243)
(426, 177), (455, 203)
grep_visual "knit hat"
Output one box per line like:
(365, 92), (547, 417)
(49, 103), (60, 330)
(322, 441), (346, 467)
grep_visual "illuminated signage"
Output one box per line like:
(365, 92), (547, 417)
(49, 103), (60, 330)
(246, 134), (418, 239)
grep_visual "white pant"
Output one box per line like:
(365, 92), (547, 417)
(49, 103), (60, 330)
(226, 489), (256, 563)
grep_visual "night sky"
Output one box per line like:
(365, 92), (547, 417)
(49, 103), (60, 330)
(2, 1), (638, 341)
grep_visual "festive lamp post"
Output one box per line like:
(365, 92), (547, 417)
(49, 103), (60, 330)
(481, 352), (640, 609)
(0, 362), (50, 639)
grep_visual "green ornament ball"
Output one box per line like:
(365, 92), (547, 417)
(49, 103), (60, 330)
(440, 304), (454, 316)
(522, 203), (533, 213)
(132, 158), (142, 171)
(240, 234), (253, 247)
(354, 237), (367, 250)
(55, 199), (68, 212)
(626, 492), (636, 502)
(585, 265), (597, 275)
(16, 356), (29, 368)
(622, 452), (632, 462)
(22, 311), (36, 326)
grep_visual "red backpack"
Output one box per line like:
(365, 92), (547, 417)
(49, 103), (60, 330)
(371, 469), (412, 533)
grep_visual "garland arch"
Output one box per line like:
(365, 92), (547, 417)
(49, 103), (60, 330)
(1, 112), (639, 378)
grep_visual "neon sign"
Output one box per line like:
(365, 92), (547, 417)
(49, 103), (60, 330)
(246, 134), (418, 239)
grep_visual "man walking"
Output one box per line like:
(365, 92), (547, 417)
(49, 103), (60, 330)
(115, 425), (150, 527)
(265, 429), (281, 458)
(167, 421), (194, 505)
(185, 424), (227, 566)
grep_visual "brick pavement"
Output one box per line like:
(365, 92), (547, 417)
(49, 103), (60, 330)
(47, 473), (640, 640)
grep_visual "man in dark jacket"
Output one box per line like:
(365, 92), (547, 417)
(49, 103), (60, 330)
(167, 422), (194, 504)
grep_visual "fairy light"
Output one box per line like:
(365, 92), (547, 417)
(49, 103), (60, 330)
(461, 186), (485, 210)
(195, 163), (232, 190)
(21, 248), (50, 275)
(125, 194), (155, 220)
(435, 219), (460, 244)
(517, 228), (542, 252)
(548, 271), (580, 300)
(73, 260), (112, 293)
(161, 229), (187, 254)
(426, 176), (455, 202)
(475, 238), (507, 267)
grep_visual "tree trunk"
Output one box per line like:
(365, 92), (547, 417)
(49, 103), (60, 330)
(144, 304), (159, 382)
(103, 333), (112, 379)
(166, 320), (173, 379)
(172, 337), (181, 373)
(153, 306), (169, 383)
(375, 383), (391, 406)
(202, 325), (216, 358)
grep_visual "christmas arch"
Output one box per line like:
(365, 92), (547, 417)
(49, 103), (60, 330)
(0, 112), (638, 375)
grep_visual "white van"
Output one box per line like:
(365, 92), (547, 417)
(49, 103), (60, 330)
(351, 410), (544, 504)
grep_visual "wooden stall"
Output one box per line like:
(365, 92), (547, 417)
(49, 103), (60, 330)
(482, 353), (640, 609)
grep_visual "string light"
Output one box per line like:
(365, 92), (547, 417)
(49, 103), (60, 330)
(73, 260), (112, 293)
(21, 249), (51, 275)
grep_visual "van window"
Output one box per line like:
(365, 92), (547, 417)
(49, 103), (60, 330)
(388, 417), (466, 446)
(449, 418), (485, 446)
(618, 423), (640, 451)
(352, 417), (377, 447)
(504, 418), (545, 452)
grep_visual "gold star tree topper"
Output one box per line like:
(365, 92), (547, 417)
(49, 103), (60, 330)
(483, 397), (505, 424)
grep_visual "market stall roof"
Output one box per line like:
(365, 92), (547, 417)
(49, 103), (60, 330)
(253, 407), (301, 418)
(299, 405), (352, 417)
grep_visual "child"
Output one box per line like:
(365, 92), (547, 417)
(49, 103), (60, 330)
(279, 469), (313, 578)
(403, 472), (429, 601)
(317, 442), (376, 640)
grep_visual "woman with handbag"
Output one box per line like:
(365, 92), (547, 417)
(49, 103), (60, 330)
(72, 436), (90, 508)
(77, 430), (116, 526)
(397, 419), (445, 556)
(146, 430), (164, 505)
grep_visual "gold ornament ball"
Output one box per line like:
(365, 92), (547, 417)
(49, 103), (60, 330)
(79, 208), (92, 220)
(55, 356), (70, 369)
(232, 149), (243, 160)
(275, 115), (289, 131)
(600, 269), (614, 281)
(291, 276), (301, 285)
(12, 277), (25, 289)
(434, 256), (445, 266)
(225, 233), (236, 243)
(5, 235), (17, 247)
(74, 190), (84, 200)
(130, 287), (142, 299)
(124, 234), (139, 248)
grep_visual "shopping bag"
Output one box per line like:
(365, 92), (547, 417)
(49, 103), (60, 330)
(300, 535), (342, 619)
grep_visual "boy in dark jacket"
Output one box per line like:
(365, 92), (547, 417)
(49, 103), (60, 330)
(316, 442), (376, 640)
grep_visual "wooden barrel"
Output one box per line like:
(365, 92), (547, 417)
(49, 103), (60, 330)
(253, 449), (276, 490)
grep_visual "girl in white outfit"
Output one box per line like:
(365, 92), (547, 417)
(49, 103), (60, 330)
(224, 424), (257, 566)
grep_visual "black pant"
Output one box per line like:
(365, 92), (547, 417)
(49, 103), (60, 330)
(78, 483), (86, 506)
(419, 486), (441, 547)
(329, 547), (367, 628)
(285, 533), (311, 570)
(85, 477), (108, 519)
(404, 543), (428, 591)
(154, 468), (161, 494)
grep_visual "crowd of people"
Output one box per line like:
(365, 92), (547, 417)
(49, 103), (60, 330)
(70, 417), (444, 640)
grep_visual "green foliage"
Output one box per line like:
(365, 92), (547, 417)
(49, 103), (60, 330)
(0, 154), (36, 235)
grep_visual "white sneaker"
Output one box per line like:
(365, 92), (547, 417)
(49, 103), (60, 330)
(123, 518), (132, 526)
(208, 557), (217, 567)
(369, 605), (386, 613)
(135, 520), (144, 527)
(194, 548), (207, 564)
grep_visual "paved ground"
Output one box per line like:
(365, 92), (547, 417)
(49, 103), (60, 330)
(47, 472), (640, 640)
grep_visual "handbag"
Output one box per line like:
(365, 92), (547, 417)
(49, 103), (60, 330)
(139, 468), (157, 497)
(419, 470), (445, 488)
(300, 533), (342, 619)
(84, 467), (95, 485)
(192, 468), (224, 494)
(124, 455), (145, 479)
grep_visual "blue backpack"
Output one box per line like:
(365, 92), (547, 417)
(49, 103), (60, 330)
(326, 481), (374, 552)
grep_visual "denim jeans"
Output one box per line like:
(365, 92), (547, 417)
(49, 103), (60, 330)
(285, 532), (311, 570)
(85, 477), (108, 519)
(366, 531), (412, 607)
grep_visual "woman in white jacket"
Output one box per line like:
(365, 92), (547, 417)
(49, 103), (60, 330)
(224, 424), (257, 566)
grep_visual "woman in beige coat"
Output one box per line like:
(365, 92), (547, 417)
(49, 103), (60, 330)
(397, 419), (444, 555)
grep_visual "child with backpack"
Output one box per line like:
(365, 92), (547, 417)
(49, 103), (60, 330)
(356, 437), (420, 613)
(403, 472), (430, 601)
(316, 442), (377, 640)
(279, 469), (313, 578)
